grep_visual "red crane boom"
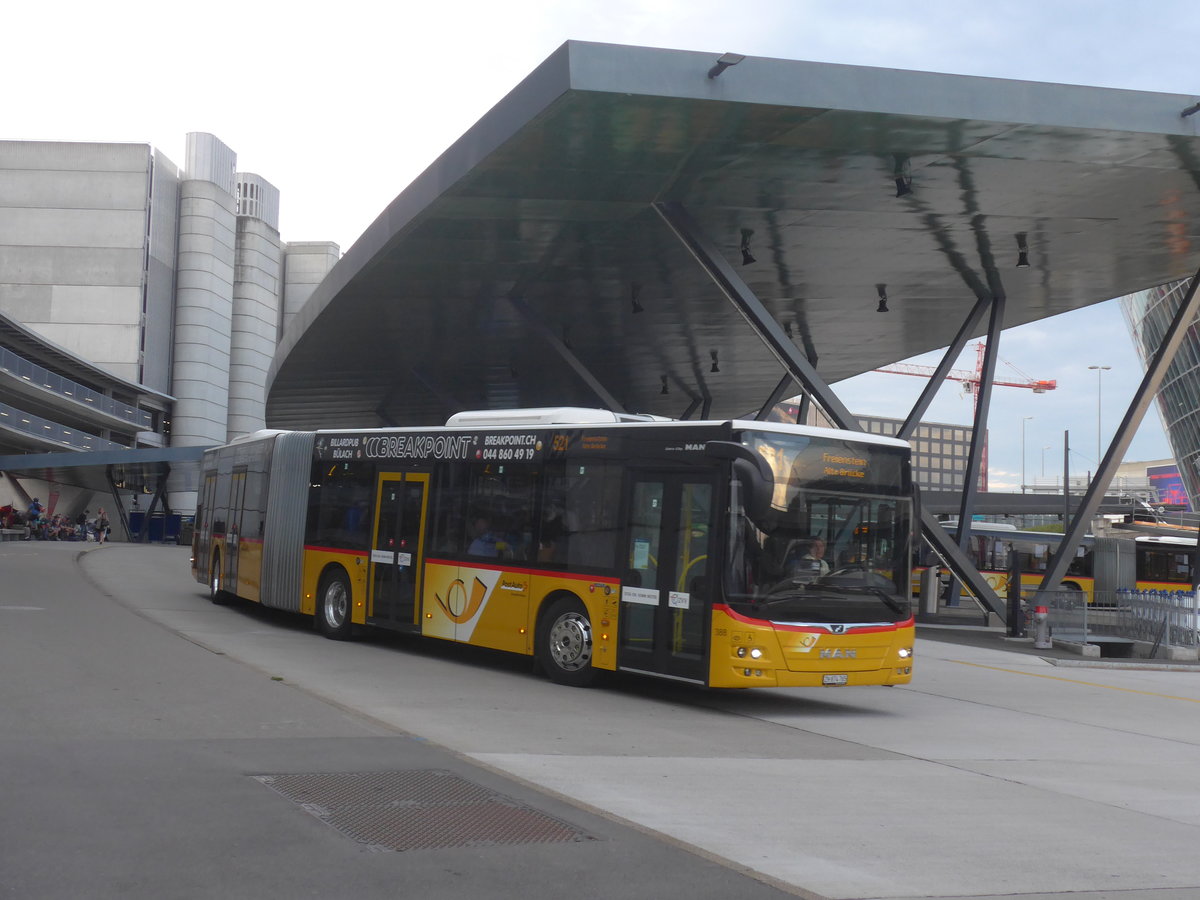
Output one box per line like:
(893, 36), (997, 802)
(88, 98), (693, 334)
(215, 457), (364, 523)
(875, 341), (1056, 412)
(874, 342), (1056, 491)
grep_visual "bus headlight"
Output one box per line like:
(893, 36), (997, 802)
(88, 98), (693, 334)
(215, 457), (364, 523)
(737, 647), (746, 658)
(749, 648), (763, 659)
(897, 647), (913, 659)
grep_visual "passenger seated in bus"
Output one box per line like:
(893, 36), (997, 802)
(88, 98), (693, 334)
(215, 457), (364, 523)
(538, 506), (567, 562)
(468, 517), (499, 557)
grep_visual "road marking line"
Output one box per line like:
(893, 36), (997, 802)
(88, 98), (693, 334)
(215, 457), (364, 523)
(952, 660), (1200, 703)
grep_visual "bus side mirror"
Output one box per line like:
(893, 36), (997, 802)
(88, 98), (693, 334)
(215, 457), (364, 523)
(706, 441), (772, 521)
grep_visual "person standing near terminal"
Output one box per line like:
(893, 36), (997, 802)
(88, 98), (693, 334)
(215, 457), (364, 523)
(97, 507), (110, 544)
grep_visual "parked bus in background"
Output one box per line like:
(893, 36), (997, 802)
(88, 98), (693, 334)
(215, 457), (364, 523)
(918, 522), (1196, 606)
(192, 408), (917, 689)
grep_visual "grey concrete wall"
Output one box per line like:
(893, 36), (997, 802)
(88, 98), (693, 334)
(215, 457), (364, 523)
(0, 141), (152, 384)
(143, 149), (180, 396)
(227, 217), (282, 439)
(281, 241), (339, 341)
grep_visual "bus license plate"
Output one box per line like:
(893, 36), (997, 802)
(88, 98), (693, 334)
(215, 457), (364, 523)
(822, 674), (848, 686)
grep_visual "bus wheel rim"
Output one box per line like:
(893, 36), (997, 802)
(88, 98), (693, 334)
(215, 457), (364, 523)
(549, 612), (592, 671)
(324, 581), (347, 628)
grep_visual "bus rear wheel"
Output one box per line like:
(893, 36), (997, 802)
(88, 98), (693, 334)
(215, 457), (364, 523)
(209, 553), (227, 605)
(316, 569), (353, 640)
(538, 597), (597, 687)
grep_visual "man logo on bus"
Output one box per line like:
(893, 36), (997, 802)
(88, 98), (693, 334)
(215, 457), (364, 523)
(820, 648), (856, 659)
(435, 576), (489, 624)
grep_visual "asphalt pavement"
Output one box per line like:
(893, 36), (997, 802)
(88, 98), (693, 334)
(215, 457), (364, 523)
(0, 541), (797, 900)
(4, 539), (1200, 900)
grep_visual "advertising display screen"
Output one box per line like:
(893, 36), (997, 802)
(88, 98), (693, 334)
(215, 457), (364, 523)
(1147, 464), (1190, 510)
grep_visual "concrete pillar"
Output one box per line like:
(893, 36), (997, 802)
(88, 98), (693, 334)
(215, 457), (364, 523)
(168, 133), (237, 514)
(228, 215), (283, 439)
(170, 177), (235, 447)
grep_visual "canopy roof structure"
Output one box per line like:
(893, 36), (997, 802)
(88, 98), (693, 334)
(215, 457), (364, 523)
(267, 40), (1200, 429)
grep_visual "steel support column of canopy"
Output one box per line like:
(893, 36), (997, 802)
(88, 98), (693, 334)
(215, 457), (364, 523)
(1038, 268), (1200, 595)
(104, 464), (130, 543)
(653, 200), (1005, 618)
(943, 294), (1005, 612)
(654, 202), (858, 426)
(756, 374), (797, 421)
(955, 294), (1005, 535)
(898, 294), (991, 440)
(506, 295), (626, 413)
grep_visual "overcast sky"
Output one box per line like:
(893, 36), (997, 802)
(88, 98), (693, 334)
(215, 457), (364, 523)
(8, 0), (1200, 488)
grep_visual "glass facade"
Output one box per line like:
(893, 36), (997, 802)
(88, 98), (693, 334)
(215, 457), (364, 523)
(1121, 280), (1200, 508)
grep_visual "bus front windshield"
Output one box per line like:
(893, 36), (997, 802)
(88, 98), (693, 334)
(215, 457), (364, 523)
(726, 432), (912, 625)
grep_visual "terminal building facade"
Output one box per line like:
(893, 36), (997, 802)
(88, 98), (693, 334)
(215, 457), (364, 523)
(0, 135), (338, 516)
(1121, 280), (1200, 510)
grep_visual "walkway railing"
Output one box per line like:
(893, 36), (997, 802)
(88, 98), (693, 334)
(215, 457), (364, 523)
(0, 401), (123, 452)
(1027, 588), (1200, 656)
(0, 346), (153, 429)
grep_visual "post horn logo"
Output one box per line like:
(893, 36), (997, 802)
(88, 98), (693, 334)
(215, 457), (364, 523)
(435, 576), (489, 624)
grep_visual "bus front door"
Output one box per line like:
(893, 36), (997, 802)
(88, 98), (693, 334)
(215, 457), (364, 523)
(618, 473), (714, 684)
(369, 472), (429, 628)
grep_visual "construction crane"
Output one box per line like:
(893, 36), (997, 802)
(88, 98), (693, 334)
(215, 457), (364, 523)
(875, 341), (1056, 415)
(874, 341), (1056, 491)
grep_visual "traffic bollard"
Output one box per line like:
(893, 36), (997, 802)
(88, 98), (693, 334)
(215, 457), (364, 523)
(1033, 605), (1052, 649)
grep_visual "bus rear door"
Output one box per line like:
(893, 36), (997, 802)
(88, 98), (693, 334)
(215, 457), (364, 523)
(368, 472), (429, 628)
(619, 472), (715, 684)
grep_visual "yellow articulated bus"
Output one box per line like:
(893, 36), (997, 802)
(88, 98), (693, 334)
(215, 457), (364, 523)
(192, 408), (916, 688)
(917, 522), (1197, 606)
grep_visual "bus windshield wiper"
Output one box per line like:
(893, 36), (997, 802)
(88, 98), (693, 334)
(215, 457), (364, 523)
(754, 578), (817, 605)
(809, 582), (909, 615)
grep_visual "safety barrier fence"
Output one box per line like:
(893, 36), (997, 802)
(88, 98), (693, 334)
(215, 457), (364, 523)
(1024, 588), (1200, 654)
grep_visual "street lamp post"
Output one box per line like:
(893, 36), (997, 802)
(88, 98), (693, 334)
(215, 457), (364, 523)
(1088, 364), (1111, 466)
(1041, 445), (1052, 478)
(1021, 416), (1033, 494)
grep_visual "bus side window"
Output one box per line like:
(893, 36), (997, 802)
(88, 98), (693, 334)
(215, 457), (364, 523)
(460, 463), (537, 561)
(309, 463), (374, 549)
(536, 462), (621, 569)
(564, 463), (622, 569)
(431, 464), (467, 555)
(538, 475), (570, 564)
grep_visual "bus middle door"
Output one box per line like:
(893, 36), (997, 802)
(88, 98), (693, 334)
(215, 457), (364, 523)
(227, 469), (247, 594)
(618, 472), (714, 684)
(369, 472), (429, 628)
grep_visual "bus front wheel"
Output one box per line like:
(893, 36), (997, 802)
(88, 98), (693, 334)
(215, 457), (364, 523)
(316, 569), (353, 640)
(537, 597), (597, 687)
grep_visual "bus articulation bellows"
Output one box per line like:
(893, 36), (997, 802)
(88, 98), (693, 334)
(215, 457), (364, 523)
(191, 408), (916, 688)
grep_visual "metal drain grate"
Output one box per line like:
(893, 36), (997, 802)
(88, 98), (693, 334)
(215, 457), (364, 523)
(253, 769), (594, 852)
